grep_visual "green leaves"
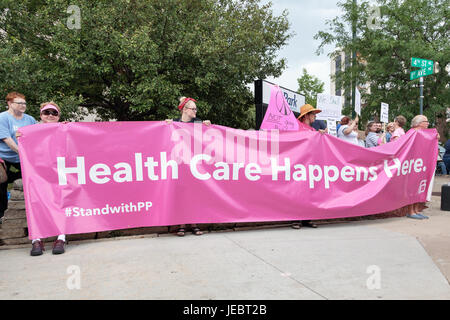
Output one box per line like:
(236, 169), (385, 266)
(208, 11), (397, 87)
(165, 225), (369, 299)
(315, 0), (449, 138)
(0, 0), (291, 128)
(296, 68), (325, 107)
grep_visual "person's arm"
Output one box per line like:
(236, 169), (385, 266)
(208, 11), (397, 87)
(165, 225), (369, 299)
(2, 137), (19, 153)
(343, 122), (356, 135)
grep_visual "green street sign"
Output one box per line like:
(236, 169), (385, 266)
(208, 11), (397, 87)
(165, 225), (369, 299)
(411, 57), (434, 68)
(410, 57), (434, 80)
(410, 65), (433, 80)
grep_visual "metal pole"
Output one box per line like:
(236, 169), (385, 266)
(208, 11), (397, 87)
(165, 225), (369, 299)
(351, 0), (357, 119)
(420, 77), (424, 115)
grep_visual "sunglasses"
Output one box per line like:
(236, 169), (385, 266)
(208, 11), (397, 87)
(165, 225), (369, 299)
(41, 110), (59, 116)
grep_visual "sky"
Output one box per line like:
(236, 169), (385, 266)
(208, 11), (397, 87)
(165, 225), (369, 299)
(260, 0), (345, 95)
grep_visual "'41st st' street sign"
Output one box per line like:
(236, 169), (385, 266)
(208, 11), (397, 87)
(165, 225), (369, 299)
(410, 58), (434, 80)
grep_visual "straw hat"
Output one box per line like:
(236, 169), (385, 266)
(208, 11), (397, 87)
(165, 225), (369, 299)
(297, 104), (321, 119)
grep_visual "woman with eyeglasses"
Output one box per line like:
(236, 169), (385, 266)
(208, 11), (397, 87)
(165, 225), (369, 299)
(404, 115), (439, 220)
(166, 97), (211, 236)
(27, 102), (67, 256)
(0, 92), (37, 224)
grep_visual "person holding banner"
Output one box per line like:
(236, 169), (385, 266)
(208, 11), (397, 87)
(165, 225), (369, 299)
(291, 104), (321, 229)
(19, 102), (68, 255)
(166, 96), (211, 126)
(405, 115), (439, 220)
(166, 97), (211, 236)
(311, 120), (327, 134)
(0, 92), (37, 223)
(337, 116), (359, 145)
(390, 116), (407, 142)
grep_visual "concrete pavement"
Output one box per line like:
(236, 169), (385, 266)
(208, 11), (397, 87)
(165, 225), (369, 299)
(1, 176), (449, 300)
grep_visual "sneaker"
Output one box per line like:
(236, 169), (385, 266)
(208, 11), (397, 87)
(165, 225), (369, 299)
(407, 214), (425, 220)
(30, 240), (45, 256)
(417, 213), (429, 219)
(52, 240), (65, 255)
(291, 223), (301, 229)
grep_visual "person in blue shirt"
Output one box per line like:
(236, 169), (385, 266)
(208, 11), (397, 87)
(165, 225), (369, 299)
(0, 92), (36, 221)
(310, 119), (328, 133)
(444, 139), (450, 174)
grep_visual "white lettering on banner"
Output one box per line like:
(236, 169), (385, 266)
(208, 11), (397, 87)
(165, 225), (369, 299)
(383, 158), (424, 178)
(56, 154), (426, 189)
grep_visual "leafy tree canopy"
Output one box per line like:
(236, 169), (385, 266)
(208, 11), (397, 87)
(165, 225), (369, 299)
(315, 0), (449, 138)
(0, 0), (292, 129)
(296, 68), (325, 107)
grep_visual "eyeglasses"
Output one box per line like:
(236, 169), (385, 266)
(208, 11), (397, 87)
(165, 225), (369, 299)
(420, 120), (429, 123)
(13, 101), (26, 105)
(185, 107), (197, 111)
(41, 110), (59, 116)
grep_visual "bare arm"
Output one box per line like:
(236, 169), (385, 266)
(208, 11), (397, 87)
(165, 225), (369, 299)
(2, 137), (19, 154)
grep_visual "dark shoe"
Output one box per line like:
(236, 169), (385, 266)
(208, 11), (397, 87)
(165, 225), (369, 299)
(30, 240), (45, 256)
(302, 221), (318, 228)
(192, 227), (203, 236)
(291, 223), (301, 229)
(52, 240), (65, 255)
(176, 228), (185, 237)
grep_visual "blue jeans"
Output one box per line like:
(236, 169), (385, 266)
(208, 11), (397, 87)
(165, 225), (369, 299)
(444, 156), (450, 174)
(437, 162), (447, 175)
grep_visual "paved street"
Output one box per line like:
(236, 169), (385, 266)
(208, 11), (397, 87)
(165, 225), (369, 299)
(1, 211), (449, 299)
(1, 177), (449, 300)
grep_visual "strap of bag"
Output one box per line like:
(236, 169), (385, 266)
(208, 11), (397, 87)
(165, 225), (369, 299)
(0, 158), (7, 184)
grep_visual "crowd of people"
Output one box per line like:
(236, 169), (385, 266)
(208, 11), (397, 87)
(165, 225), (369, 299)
(303, 104), (448, 220)
(0, 92), (448, 256)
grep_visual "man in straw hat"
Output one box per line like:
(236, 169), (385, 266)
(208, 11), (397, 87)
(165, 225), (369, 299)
(297, 104), (322, 132)
(291, 104), (322, 229)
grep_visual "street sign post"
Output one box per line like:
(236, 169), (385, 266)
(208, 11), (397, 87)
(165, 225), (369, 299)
(410, 57), (434, 114)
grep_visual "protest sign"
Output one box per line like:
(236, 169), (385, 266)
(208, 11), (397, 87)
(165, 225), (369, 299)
(355, 87), (361, 116)
(316, 94), (342, 121)
(260, 85), (300, 131)
(381, 103), (389, 123)
(327, 119), (337, 137)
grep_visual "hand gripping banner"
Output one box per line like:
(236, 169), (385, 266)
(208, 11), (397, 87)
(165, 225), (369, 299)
(18, 121), (438, 239)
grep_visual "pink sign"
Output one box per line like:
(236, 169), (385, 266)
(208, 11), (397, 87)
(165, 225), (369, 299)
(18, 122), (438, 239)
(260, 85), (300, 131)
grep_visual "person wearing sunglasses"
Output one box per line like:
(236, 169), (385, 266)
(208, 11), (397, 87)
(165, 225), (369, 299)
(25, 102), (67, 256)
(0, 92), (37, 224)
(166, 97), (211, 236)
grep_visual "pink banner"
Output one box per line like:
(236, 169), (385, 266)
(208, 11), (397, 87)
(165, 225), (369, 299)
(18, 122), (438, 239)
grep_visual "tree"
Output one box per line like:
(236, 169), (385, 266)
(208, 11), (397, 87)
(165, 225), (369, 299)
(315, 0), (449, 140)
(297, 68), (325, 107)
(0, 0), (292, 129)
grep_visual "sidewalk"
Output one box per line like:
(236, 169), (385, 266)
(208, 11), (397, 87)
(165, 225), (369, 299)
(0, 177), (449, 300)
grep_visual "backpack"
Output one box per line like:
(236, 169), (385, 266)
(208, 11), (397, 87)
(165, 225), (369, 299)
(0, 158), (7, 184)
